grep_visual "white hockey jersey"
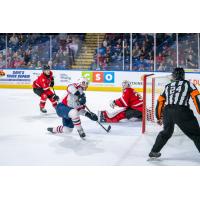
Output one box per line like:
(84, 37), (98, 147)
(62, 83), (86, 113)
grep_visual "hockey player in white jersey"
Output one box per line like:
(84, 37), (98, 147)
(47, 77), (98, 139)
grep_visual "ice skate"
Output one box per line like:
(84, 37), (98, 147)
(149, 151), (161, 158)
(40, 107), (47, 113)
(77, 129), (86, 139)
(147, 152), (161, 161)
(47, 127), (54, 133)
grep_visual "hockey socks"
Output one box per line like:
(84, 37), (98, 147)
(47, 126), (73, 134)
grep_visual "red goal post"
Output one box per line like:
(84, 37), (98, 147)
(142, 73), (172, 134)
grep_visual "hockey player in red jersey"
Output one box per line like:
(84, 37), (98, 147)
(98, 80), (143, 123)
(47, 77), (98, 139)
(33, 65), (59, 113)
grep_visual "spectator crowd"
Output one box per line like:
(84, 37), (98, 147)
(0, 33), (84, 69)
(0, 33), (199, 72)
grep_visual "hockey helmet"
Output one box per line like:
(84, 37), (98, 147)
(172, 67), (185, 81)
(43, 65), (51, 76)
(43, 65), (50, 71)
(122, 80), (131, 89)
(77, 77), (89, 90)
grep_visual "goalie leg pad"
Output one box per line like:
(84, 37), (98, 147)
(125, 108), (142, 120)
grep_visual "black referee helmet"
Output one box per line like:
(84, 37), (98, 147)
(172, 67), (185, 80)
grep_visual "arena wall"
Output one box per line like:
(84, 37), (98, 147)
(0, 69), (199, 92)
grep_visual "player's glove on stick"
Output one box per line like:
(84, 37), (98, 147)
(52, 94), (59, 101)
(85, 112), (98, 121)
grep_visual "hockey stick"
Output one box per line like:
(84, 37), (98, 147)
(52, 87), (56, 94)
(51, 87), (60, 102)
(85, 105), (111, 133)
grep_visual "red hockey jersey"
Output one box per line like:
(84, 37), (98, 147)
(33, 71), (53, 91)
(115, 88), (143, 112)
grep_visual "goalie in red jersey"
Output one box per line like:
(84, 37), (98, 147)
(98, 80), (143, 123)
(33, 65), (59, 113)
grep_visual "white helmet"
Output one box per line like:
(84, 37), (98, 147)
(77, 77), (89, 90)
(122, 80), (131, 90)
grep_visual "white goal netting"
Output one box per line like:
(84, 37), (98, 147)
(142, 74), (184, 136)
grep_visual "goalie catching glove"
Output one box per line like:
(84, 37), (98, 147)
(85, 111), (98, 121)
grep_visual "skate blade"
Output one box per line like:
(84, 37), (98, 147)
(147, 157), (162, 162)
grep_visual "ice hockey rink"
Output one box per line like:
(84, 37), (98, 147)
(0, 88), (200, 166)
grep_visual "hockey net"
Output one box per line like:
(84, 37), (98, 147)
(142, 73), (183, 136)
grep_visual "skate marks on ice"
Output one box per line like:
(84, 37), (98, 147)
(114, 135), (143, 166)
(22, 112), (58, 122)
(46, 131), (105, 157)
(147, 153), (200, 166)
(96, 121), (142, 136)
(1, 89), (200, 166)
(0, 134), (27, 142)
(113, 133), (200, 166)
(145, 135), (200, 166)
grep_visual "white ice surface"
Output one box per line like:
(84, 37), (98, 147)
(0, 89), (200, 166)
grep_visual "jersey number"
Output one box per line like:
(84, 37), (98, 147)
(170, 85), (182, 95)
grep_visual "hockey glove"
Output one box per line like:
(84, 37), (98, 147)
(157, 111), (163, 126)
(157, 119), (163, 126)
(52, 94), (59, 101)
(50, 79), (54, 87)
(110, 100), (116, 109)
(74, 90), (80, 96)
(85, 111), (98, 121)
(78, 93), (86, 105)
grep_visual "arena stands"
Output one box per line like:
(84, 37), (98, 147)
(0, 33), (199, 72)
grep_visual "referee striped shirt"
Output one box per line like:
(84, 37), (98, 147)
(156, 79), (200, 120)
(161, 80), (197, 107)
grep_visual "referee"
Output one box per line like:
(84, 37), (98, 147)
(149, 67), (200, 158)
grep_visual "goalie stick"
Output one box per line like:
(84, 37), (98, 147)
(85, 105), (111, 133)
